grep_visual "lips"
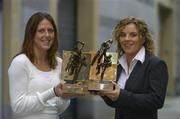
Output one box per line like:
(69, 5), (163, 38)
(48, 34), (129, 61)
(122, 42), (134, 49)
(41, 39), (52, 47)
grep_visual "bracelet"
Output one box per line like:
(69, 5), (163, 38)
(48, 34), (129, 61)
(53, 87), (58, 96)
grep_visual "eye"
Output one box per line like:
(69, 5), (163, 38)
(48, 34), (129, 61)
(119, 32), (126, 37)
(48, 28), (54, 33)
(129, 32), (138, 37)
(36, 28), (54, 34)
(37, 29), (45, 33)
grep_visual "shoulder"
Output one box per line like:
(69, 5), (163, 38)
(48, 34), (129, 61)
(11, 54), (29, 65)
(9, 54), (30, 72)
(55, 56), (63, 70)
(56, 56), (63, 67)
(56, 56), (62, 63)
(149, 54), (164, 63)
(145, 53), (167, 68)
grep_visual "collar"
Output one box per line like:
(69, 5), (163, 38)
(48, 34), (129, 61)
(118, 46), (145, 64)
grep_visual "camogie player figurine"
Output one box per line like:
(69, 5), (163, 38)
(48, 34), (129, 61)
(61, 41), (90, 94)
(88, 39), (118, 91)
(61, 39), (118, 94)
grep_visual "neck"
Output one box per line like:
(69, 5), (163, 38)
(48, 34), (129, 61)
(126, 55), (135, 67)
(33, 51), (51, 71)
(34, 48), (48, 63)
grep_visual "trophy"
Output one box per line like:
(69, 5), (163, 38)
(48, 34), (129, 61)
(61, 41), (90, 94)
(61, 39), (118, 94)
(88, 39), (118, 91)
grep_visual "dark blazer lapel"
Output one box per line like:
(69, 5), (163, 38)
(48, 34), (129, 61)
(125, 61), (142, 89)
(116, 64), (122, 83)
(116, 60), (145, 86)
(124, 53), (151, 89)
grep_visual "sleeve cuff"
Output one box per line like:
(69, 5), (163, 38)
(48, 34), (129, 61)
(37, 88), (56, 105)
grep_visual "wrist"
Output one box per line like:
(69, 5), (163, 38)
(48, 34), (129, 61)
(53, 87), (58, 96)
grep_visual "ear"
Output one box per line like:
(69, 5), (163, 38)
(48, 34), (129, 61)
(140, 38), (145, 45)
(139, 35), (145, 45)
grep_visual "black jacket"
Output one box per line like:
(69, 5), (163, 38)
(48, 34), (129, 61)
(102, 53), (168, 119)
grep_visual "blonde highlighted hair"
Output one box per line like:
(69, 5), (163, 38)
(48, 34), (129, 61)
(112, 16), (155, 58)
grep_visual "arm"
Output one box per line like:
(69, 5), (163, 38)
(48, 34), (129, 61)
(102, 60), (168, 110)
(8, 58), (56, 116)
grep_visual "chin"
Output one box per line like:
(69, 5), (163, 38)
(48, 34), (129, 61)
(124, 49), (132, 53)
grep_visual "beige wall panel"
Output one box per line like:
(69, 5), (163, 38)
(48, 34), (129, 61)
(77, 0), (99, 51)
(157, 2), (176, 95)
(3, 0), (21, 104)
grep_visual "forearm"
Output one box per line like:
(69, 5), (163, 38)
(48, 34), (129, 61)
(11, 88), (56, 116)
(101, 96), (117, 108)
(111, 61), (168, 110)
(113, 89), (166, 110)
(56, 97), (70, 114)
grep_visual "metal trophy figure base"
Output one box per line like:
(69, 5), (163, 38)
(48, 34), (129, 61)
(62, 80), (114, 94)
(87, 80), (114, 91)
(62, 81), (89, 95)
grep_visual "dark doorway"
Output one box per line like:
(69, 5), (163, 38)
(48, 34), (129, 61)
(58, 0), (77, 119)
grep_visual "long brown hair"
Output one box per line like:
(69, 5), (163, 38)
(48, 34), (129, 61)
(21, 12), (58, 69)
(112, 16), (155, 58)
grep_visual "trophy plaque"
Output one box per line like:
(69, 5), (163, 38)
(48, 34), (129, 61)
(87, 39), (117, 91)
(61, 41), (90, 94)
(61, 39), (118, 94)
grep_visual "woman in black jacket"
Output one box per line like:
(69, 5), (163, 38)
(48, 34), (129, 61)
(100, 16), (168, 119)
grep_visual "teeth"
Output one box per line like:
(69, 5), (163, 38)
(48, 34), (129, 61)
(43, 40), (50, 43)
(124, 44), (131, 47)
(42, 40), (50, 45)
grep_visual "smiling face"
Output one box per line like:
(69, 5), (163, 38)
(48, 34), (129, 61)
(119, 23), (144, 59)
(33, 19), (55, 53)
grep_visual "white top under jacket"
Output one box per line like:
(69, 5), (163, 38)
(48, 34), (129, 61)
(117, 46), (145, 89)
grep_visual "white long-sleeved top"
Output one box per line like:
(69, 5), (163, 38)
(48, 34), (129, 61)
(8, 54), (70, 119)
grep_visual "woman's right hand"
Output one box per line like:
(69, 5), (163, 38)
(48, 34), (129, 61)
(99, 81), (120, 101)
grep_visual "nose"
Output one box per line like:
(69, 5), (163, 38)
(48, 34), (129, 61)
(124, 34), (130, 41)
(45, 30), (50, 36)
